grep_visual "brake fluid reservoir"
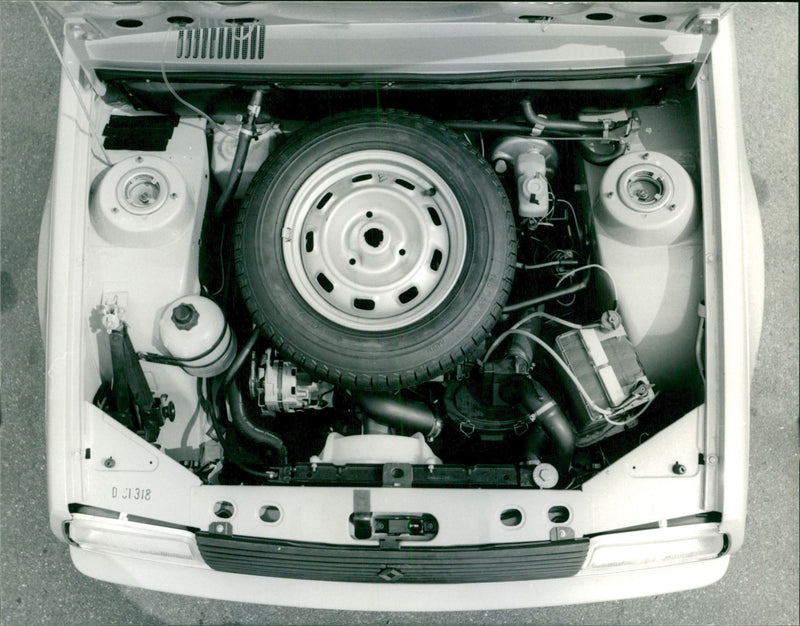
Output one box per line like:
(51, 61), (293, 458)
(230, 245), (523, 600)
(592, 151), (703, 388)
(159, 296), (237, 377)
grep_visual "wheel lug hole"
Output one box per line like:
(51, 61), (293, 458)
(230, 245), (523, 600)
(366, 211), (373, 218)
(399, 249), (406, 256)
(349, 258), (356, 266)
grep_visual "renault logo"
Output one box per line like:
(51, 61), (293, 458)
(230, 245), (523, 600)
(378, 567), (405, 582)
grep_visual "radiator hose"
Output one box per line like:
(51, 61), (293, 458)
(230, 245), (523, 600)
(499, 375), (575, 476)
(227, 381), (288, 465)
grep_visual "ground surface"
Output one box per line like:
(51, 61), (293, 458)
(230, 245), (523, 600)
(1, 3), (797, 625)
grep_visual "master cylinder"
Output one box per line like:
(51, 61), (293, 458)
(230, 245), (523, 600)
(491, 137), (558, 219)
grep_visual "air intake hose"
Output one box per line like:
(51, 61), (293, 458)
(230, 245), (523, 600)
(356, 394), (443, 439)
(499, 375), (575, 475)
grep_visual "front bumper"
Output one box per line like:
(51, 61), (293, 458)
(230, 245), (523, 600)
(66, 513), (727, 610)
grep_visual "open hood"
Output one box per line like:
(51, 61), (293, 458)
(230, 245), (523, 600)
(45, 2), (727, 90)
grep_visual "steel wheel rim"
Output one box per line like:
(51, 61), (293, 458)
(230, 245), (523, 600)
(282, 150), (468, 331)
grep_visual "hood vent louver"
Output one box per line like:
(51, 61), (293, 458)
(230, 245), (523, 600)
(176, 26), (265, 61)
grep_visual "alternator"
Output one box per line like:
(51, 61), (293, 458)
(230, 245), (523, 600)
(251, 349), (334, 413)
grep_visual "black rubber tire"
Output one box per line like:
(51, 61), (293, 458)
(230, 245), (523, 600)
(234, 109), (516, 391)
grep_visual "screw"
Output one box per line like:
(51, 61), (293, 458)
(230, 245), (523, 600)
(111, 207), (119, 213)
(170, 192), (178, 199)
(103, 457), (116, 468)
(708, 455), (719, 466)
(135, 156), (143, 163)
(642, 152), (650, 160)
(669, 203), (676, 211)
(606, 191), (613, 198)
(558, 529), (567, 538)
(672, 461), (687, 475)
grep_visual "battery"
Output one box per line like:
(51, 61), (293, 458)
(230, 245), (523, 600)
(555, 321), (653, 446)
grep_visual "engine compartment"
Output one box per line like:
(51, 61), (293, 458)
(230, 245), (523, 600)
(85, 79), (706, 492)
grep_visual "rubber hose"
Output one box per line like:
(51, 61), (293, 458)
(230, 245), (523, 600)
(507, 307), (543, 371)
(213, 131), (252, 219)
(220, 328), (259, 391)
(503, 274), (590, 313)
(521, 99), (607, 133)
(579, 140), (627, 165)
(356, 394), (442, 439)
(499, 375), (575, 475)
(523, 425), (549, 464)
(445, 121), (538, 133)
(227, 382), (288, 465)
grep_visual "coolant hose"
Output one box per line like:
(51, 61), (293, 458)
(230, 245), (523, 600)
(227, 381), (288, 465)
(213, 133), (251, 219)
(213, 89), (264, 219)
(220, 328), (260, 391)
(356, 394), (443, 439)
(521, 99), (607, 133)
(445, 121), (538, 134)
(499, 375), (575, 475)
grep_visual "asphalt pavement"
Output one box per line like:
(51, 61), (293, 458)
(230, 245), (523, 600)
(1, 3), (797, 625)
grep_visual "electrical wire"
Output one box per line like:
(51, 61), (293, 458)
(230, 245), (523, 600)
(516, 259), (579, 270)
(480, 309), (587, 367)
(696, 317), (706, 386)
(511, 309), (587, 332)
(32, 2), (112, 166)
(696, 301), (707, 386)
(159, 28), (238, 138)
(603, 391), (660, 426)
(556, 263), (619, 310)
(556, 198), (582, 242)
(209, 223), (227, 296)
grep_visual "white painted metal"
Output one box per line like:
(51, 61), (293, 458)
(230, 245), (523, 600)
(309, 432), (442, 466)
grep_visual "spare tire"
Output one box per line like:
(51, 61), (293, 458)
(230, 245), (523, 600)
(234, 109), (516, 391)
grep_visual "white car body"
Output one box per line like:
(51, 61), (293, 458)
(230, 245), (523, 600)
(39, 2), (763, 610)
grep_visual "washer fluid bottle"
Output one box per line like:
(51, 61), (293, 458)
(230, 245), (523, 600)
(159, 295), (237, 377)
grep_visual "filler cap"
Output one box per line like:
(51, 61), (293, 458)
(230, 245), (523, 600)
(171, 303), (199, 330)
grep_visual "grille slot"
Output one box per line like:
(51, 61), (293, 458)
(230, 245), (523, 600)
(196, 533), (589, 583)
(176, 26), (265, 60)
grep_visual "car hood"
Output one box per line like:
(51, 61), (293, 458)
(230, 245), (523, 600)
(45, 1), (727, 90)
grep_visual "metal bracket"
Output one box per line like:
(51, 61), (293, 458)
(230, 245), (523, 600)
(209, 521), (233, 535)
(550, 526), (575, 541)
(108, 324), (164, 442)
(382, 464), (413, 487)
(684, 16), (719, 89)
